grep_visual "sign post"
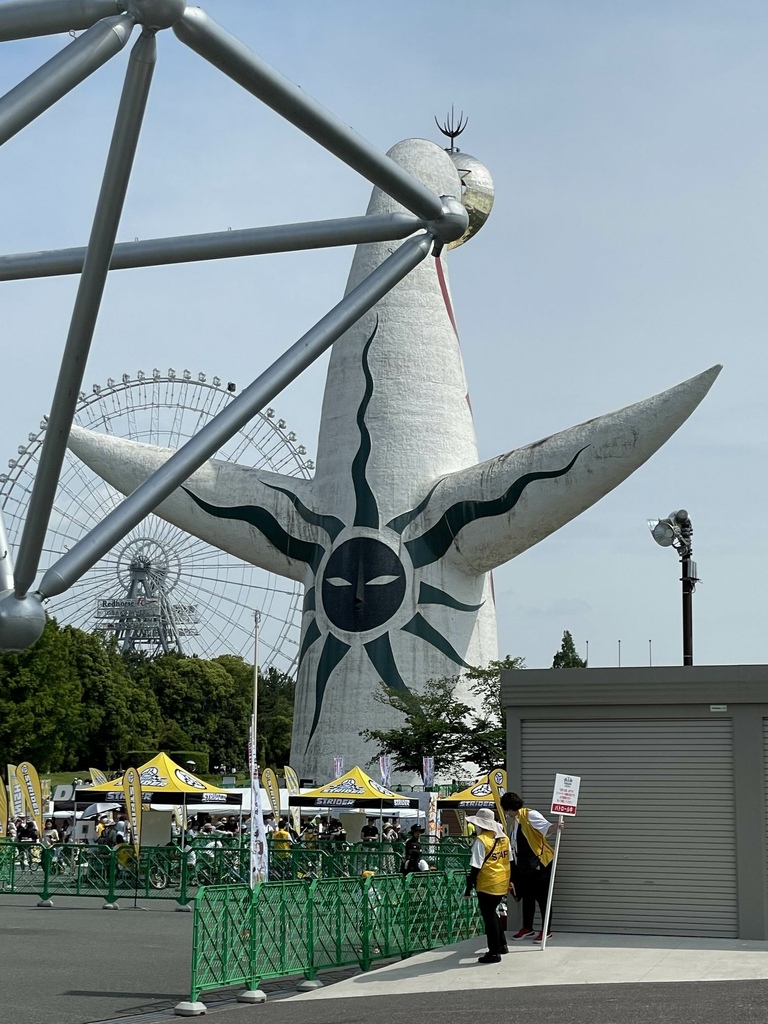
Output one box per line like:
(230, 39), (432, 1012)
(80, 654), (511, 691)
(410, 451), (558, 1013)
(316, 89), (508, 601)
(541, 772), (581, 952)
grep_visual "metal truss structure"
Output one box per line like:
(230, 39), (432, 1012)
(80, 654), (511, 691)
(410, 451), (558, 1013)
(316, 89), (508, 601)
(0, 0), (468, 652)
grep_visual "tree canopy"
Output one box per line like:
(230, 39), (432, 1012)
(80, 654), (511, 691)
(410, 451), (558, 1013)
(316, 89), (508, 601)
(359, 655), (526, 777)
(552, 630), (587, 668)
(0, 616), (295, 773)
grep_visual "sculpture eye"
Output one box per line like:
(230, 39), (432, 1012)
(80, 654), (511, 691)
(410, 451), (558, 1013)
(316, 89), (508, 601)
(326, 577), (352, 587)
(367, 575), (400, 586)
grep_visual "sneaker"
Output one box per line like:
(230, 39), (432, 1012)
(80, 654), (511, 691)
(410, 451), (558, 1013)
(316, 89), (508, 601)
(511, 928), (535, 941)
(477, 953), (502, 964)
(532, 931), (553, 943)
(500, 945), (509, 955)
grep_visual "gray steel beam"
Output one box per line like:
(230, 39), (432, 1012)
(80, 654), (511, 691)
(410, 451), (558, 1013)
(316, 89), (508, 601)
(0, 511), (14, 592)
(14, 29), (157, 598)
(173, 8), (446, 225)
(0, 0), (121, 41)
(0, 14), (134, 147)
(39, 229), (435, 599)
(0, 211), (423, 280)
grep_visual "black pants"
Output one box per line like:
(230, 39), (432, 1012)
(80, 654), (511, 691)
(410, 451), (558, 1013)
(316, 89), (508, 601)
(517, 865), (553, 931)
(477, 891), (506, 954)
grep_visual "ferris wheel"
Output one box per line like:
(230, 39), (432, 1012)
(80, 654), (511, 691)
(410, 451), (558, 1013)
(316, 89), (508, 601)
(0, 369), (314, 671)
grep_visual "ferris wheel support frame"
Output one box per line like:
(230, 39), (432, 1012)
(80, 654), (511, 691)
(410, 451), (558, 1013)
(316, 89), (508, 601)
(0, 0), (468, 652)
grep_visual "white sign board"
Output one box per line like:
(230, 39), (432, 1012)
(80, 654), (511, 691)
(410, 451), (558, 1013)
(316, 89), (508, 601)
(551, 773), (581, 816)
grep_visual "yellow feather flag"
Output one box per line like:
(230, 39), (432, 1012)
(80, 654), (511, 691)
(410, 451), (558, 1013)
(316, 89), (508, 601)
(17, 762), (44, 834)
(89, 767), (108, 785)
(283, 765), (301, 836)
(262, 768), (280, 819)
(488, 767), (508, 835)
(122, 767), (143, 856)
(7, 764), (24, 819)
(0, 778), (7, 837)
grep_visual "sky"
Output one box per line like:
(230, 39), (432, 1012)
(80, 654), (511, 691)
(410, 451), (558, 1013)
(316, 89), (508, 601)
(0, 1), (765, 671)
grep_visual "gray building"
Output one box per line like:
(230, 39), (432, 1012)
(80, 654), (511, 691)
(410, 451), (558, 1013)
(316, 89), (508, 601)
(501, 665), (768, 939)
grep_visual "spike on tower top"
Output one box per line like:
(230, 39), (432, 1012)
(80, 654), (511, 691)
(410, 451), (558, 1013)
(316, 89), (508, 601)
(435, 105), (468, 152)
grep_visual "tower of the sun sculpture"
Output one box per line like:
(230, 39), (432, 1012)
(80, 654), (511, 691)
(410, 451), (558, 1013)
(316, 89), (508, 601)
(69, 138), (720, 782)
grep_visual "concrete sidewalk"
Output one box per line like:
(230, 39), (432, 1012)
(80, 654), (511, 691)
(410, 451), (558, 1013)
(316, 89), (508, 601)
(291, 932), (768, 1000)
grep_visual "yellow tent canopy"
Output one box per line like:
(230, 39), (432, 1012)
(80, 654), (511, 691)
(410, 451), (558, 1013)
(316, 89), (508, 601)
(436, 770), (507, 809)
(82, 752), (242, 806)
(288, 766), (419, 809)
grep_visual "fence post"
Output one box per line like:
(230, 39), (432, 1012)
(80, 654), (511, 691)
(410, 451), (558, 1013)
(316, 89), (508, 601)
(37, 845), (53, 905)
(401, 873), (413, 959)
(294, 878), (323, 991)
(177, 846), (189, 908)
(103, 848), (118, 909)
(237, 883), (266, 1004)
(174, 887), (207, 1016)
(360, 874), (373, 971)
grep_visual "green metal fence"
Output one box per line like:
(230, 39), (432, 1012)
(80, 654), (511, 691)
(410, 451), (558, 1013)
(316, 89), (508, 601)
(0, 837), (471, 905)
(189, 870), (481, 1004)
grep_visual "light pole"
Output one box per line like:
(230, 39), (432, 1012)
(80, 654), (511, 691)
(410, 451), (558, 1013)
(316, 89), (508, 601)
(647, 509), (698, 666)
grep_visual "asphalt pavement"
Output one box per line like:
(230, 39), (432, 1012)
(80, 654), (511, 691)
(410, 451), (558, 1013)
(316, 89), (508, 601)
(3, 892), (768, 1024)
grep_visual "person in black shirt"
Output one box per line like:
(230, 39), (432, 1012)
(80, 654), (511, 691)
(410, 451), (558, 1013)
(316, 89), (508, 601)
(361, 818), (379, 842)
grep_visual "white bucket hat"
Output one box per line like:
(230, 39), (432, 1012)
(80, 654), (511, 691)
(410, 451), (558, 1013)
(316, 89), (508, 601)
(465, 807), (505, 836)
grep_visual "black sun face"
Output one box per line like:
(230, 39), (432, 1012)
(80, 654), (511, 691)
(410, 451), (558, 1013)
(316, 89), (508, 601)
(322, 537), (406, 634)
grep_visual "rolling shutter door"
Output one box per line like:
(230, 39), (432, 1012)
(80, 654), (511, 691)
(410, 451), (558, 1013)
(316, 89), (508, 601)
(521, 718), (737, 937)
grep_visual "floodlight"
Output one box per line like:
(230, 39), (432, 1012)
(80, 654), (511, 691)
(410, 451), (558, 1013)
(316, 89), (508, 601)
(648, 518), (676, 547)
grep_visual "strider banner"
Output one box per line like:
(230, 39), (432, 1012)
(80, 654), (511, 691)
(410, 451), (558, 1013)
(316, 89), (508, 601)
(122, 767), (142, 854)
(249, 717), (269, 886)
(283, 765), (301, 836)
(17, 761), (43, 834)
(262, 768), (280, 819)
(7, 764), (24, 819)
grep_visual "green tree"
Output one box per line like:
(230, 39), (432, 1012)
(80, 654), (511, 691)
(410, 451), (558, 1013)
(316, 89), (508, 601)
(254, 665), (295, 769)
(360, 676), (476, 776)
(360, 655), (527, 776)
(0, 618), (86, 770)
(74, 631), (161, 768)
(552, 630), (587, 668)
(463, 655), (526, 767)
(0, 616), (297, 775)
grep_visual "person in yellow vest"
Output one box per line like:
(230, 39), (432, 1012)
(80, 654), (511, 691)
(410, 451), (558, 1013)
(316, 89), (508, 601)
(501, 791), (559, 943)
(271, 819), (293, 879)
(463, 807), (511, 963)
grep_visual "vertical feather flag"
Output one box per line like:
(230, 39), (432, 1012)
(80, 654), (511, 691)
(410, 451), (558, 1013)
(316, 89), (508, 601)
(17, 762), (43, 834)
(0, 776), (7, 837)
(283, 765), (301, 836)
(122, 767), (142, 856)
(488, 767), (508, 834)
(249, 718), (269, 885)
(261, 768), (280, 819)
(7, 764), (23, 818)
(89, 767), (108, 785)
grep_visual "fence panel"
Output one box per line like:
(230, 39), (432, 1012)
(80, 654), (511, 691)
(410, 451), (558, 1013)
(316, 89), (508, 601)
(191, 885), (253, 997)
(188, 870), (482, 1003)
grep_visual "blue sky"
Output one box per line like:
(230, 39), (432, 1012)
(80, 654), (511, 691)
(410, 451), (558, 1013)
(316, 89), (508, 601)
(0, 1), (765, 669)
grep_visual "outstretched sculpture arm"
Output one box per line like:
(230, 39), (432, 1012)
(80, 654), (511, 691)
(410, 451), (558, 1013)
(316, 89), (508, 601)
(394, 365), (722, 576)
(67, 427), (323, 582)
